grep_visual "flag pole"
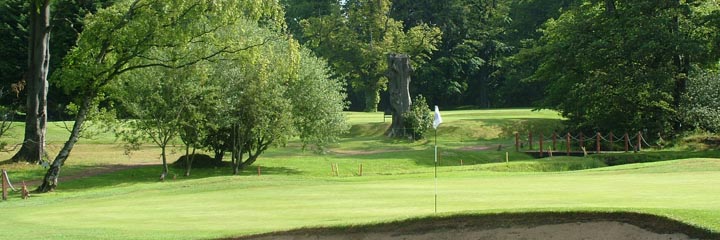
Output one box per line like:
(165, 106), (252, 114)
(432, 105), (442, 214)
(434, 128), (437, 214)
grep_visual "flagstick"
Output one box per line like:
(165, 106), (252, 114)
(432, 105), (442, 214)
(434, 128), (438, 214)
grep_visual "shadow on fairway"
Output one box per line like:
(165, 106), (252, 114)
(56, 165), (302, 191)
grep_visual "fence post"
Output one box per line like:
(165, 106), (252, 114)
(609, 132), (615, 151)
(515, 132), (519, 151)
(596, 132), (601, 154)
(636, 131), (642, 152)
(529, 132), (533, 150)
(579, 133), (584, 151)
(552, 132), (557, 153)
(566, 133), (571, 156)
(1, 169), (7, 201)
(539, 133), (544, 158)
(624, 133), (629, 152)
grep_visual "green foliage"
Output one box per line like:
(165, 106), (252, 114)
(301, 0), (441, 112)
(681, 70), (720, 133)
(0, 0), (27, 96)
(521, 1), (719, 136)
(280, 0), (339, 43)
(401, 95), (432, 140)
(391, 0), (519, 108)
(288, 48), (350, 151)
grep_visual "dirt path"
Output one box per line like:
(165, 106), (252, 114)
(329, 149), (410, 156)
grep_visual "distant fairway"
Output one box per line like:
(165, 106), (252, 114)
(0, 109), (719, 239)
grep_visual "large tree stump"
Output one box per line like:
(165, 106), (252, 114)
(385, 54), (413, 137)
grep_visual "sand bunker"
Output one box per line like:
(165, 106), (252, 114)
(244, 221), (691, 240)
(227, 212), (718, 240)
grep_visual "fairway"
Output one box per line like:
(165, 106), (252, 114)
(1, 109), (719, 239)
(2, 160), (720, 239)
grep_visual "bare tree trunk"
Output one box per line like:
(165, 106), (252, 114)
(14, 0), (50, 164)
(36, 94), (92, 193)
(385, 53), (413, 138)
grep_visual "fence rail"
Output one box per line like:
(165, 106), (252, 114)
(515, 131), (653, 157)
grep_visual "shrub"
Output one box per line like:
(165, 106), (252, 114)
(402, 95), (433, 140)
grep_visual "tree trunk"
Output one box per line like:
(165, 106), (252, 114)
(233, 150), (244, 175)
(214, 149), (224, 163)
(160, 146), (168, 179)
(36, 94), (93, 193)
(385, 53), (413, 137)
(185, 146), (196, 177)
(14, 0), (50, 164)
(232, 124), (244, 175)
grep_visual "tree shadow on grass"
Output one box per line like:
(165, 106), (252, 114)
(56, 164), (302, 192)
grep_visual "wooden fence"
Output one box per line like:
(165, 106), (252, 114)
(515, 131), (651, 157)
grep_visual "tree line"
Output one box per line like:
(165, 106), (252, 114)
(281, 0), (720, 135)
(0, 0), (719, 191)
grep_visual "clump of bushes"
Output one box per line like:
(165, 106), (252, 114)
(402, 95), (433, 140)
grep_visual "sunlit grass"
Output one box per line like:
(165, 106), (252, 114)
(0, 109), (718, 240)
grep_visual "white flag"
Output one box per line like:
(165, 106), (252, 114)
(433, 105), (442, 129)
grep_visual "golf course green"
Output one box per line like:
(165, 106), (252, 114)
(0, 109), (718, 239)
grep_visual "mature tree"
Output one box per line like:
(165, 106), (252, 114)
(210, 35), (348, 174)
(114, 62), (211, 179)
(389, 0), (516, 108)
(302, 0), (440, 112)
(0, 0), (114, 122)
(500, 0), (578, 107)
(280, 0), (339, 43)
(36, 0), (284, 192)
(176, 65), (215, 177)
(287, 49), (349, 151)
(522, 1), (719, 135)
(12, 0), (51, 164)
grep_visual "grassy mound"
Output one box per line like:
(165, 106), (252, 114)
(172, 154), (227, 168)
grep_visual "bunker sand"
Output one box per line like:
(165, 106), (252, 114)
(227, 212), (719, 240)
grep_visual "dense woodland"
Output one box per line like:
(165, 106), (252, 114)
(0, 0), (719, 190)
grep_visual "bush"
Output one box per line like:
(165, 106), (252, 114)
(402, 95), (433, 140)
(172, 154), (227, 169)
(681, 70), (720, 133)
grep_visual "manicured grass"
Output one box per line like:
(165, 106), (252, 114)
(1, 109), (719, 240)
(1, 159), (719, 240)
